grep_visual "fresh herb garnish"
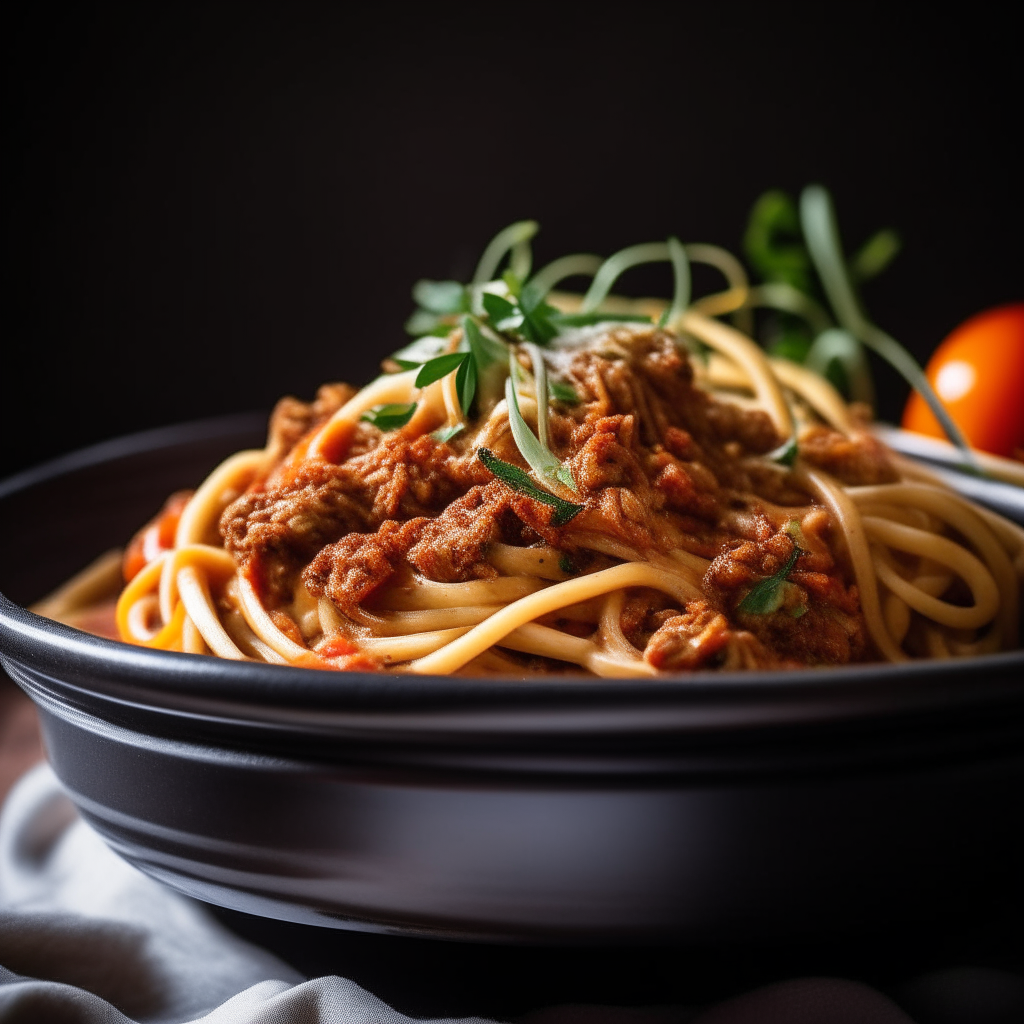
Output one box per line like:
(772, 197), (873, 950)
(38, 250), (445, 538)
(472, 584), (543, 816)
(404, 280), (470, 337)
(737, 545), (803, 615)
(799, 185), (978, 471)
(480, 275), (563, 346)
(549, 380), (579, 405)
(414, 351), (469, 388)
(361, 403), (418, 431)
(581, 238), (691, 321)
(478, 448), (583, 526)
(462, 315), (507, 412)
(744, 191), (815, 295)
(558, 553), (578, 574)
(505, 354), (577, 494)
(432, 423), (465, 443)
(482, 291), (521, 332)
(413, 279), (470, 314)
(551, 312), (652, 329)
(768, 435), (799, 467)
(389, 335), (450, 370)
(784, 519), (807, 546)
(455, 349), (476, 414)
(472, 221), (538, 299)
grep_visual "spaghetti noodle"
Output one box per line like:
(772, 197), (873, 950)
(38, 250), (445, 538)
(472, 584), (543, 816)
(36, 225), (1024, 676)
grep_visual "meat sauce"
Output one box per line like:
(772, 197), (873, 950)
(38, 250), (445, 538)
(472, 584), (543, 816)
(202, 330), (897, 670)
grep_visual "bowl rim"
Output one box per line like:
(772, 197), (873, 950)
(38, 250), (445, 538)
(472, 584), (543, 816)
(2, 413), (1023, 733)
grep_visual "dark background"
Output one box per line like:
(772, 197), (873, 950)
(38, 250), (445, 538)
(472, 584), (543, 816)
(3, 3), (1020, 482)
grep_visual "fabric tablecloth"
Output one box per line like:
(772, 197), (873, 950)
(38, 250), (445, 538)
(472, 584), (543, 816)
(1, 763), (1022, 1023)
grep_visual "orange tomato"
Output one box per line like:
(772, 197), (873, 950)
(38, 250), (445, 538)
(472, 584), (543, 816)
(902, 303), (1024, 459)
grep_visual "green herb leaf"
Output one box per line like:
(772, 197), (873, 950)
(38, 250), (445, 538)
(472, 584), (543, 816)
(415, 352), (469, 388)
(361, 403), (418, 431)
(799, 186), (979, 471)
(849, 229), (901, 283)
(743, 190), (813, 293)
(404, 310), (447, 337)
(805, 328), (874, 405)
(472, 221), (539, 290)
(455, 349), (477, 415)
(549, 380), (579, 404)
(462, 315), (509, 412)
(784, 519), (808, 547)
(768, 330), (813, 365)
(390, 335), (449, 369)
(482, 292), (519, 328)
(432, 423), (465, 443)
(478, 448), (583, 526)
(463, 315), (507, 368)
(505, 372), (578, 494)
(412, 280), (469, 314)
(738, 545), (802, 615)
(768, 435), (799, 467)
(502, 269), (523, 298)
(558, 553), (578, 574)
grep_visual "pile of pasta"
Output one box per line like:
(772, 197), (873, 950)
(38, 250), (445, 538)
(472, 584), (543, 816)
(94, 307), (1023, 675)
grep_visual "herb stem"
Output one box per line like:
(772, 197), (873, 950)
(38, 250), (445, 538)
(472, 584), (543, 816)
(529, 254), (604, 299)
(582, 242), (672, 313)
(524, 342), (551, 450)
(472, 221), (540, 290)
(799, 185), (978, 470)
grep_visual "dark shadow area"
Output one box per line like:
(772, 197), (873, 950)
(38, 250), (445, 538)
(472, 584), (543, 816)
(4, 4), (1021, 480)
(209, 902), (1024, 1020)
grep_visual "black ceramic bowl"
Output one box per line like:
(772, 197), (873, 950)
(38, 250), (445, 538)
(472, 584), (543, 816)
(1, 415), (1023, 944)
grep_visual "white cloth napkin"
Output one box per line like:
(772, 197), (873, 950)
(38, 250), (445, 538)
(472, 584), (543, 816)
(1, 762), (1017, 1023)
(0, 763), (497, 1024)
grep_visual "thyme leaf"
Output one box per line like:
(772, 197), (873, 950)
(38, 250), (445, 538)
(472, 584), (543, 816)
(477, 448), (583, 526)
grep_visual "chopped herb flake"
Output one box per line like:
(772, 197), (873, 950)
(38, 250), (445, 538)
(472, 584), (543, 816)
(769, 436), (799, 467)
(549, 380), (579, 404)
